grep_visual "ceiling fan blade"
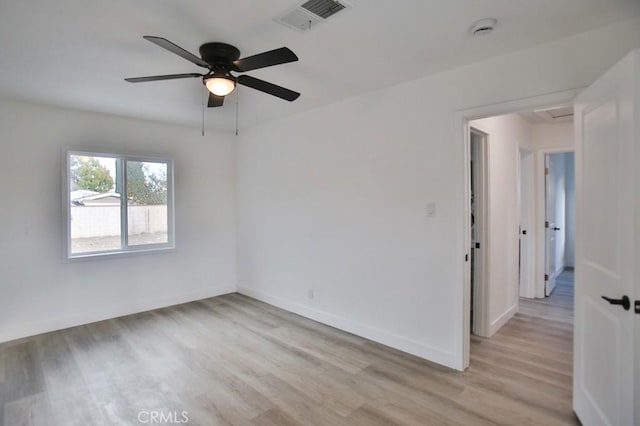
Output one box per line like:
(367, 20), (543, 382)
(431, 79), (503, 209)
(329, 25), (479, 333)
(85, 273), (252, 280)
(237, 75), (300, 101)
(143, 36), (211, 69)
(208, 93), (225, 108)
(233, 47), (298, 72)
(125, 73), (203, 83)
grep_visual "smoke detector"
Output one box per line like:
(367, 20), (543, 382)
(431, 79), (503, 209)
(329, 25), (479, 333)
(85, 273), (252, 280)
(470, 18), (497, 36)
(275, 0), (352, 32)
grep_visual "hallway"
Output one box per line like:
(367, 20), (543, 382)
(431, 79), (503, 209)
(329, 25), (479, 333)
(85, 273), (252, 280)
(519, 269), (574, 324)
(470, 268), (576, 424)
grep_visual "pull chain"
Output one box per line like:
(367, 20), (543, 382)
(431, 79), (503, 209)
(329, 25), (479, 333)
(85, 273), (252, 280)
(235, 86), (239, 136)
(201, 89), (206, 137)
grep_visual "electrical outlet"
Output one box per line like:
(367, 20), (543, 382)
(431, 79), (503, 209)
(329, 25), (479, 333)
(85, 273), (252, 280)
(308, 288), (314, 300)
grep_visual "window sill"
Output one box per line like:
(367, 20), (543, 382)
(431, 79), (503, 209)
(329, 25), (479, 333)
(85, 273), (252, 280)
(64, 245), (176, 263)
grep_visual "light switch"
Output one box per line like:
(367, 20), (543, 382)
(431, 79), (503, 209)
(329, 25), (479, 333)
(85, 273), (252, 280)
(427, 202), (437, 217)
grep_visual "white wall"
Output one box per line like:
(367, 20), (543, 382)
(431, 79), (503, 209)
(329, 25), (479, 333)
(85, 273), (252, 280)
(470, 114), (532, 336)
(236, 18), (640, 370)
(0, 98), (237, 343)
(532, 122), (574, 150)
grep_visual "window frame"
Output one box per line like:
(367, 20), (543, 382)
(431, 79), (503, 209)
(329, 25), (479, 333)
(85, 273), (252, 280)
(64, 150), (175, 260)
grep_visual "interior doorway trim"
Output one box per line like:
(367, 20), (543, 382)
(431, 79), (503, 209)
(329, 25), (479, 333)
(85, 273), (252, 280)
(454, 87), (584, 370)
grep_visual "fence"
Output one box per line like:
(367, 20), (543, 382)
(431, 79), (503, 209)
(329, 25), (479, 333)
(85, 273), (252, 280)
(70, 205), (167, 238)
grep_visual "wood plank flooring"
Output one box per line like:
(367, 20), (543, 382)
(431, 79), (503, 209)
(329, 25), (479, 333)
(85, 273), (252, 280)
(518, 269), (574, 325)
(1, 274), (577, 425)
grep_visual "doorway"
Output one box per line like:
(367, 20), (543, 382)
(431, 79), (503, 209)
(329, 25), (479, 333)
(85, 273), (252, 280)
(467, 113), (537, 340)
(543, 152), (575, 296)
(459, 88), (582, 370)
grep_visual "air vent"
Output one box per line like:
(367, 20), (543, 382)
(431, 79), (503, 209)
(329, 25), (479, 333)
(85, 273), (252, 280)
(520, 105), (574, 124)
(301, 0), (346, 19)
(547, 106), (574, 120)
(275, 0), (351, 32)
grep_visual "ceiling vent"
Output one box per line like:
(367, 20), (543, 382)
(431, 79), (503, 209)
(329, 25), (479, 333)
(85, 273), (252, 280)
(275, 0), (351, 32)
(301, 0), (346, 18)
(535, 106), (574, 123)
(546, 106), (574, 120)
(519, 106), (574, 124)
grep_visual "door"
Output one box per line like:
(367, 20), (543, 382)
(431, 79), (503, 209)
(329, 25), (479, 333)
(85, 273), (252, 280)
(519, 149), (533, 297)
(544, 154), (557, 296)
(573, 50), (638, 425)
(469, 129), (488, 336)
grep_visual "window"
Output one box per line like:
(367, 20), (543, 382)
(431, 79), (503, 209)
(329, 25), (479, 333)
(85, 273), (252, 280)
(66, 151), (174, 259)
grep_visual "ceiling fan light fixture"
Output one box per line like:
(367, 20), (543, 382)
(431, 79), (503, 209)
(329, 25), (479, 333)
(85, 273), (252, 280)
(125, 36), (300, 106)
(205, 75), (236, 96)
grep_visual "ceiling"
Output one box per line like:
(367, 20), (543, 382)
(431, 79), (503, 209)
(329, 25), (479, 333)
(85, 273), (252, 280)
(1, 0), (638, 131)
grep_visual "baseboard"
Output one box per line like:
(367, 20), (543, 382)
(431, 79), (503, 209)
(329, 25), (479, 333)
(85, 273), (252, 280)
(0, 284), (236, 344)
(237, 286), (460, 370)
(489, 303), (519, 336)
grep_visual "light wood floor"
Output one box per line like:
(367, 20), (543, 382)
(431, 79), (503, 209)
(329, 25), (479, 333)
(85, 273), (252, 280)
(1, 275), (576, 425)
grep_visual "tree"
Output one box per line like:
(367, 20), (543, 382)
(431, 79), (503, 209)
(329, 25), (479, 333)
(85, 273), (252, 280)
(126, 162), (167, 205)
(146, 170), (168, 204)
(74, 157), (114, 193)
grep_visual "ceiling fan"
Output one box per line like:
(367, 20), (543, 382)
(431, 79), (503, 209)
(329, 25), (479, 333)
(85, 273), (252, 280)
(125, 36), (300, 107)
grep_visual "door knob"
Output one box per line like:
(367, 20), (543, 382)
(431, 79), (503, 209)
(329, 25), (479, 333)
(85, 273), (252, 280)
(601, 295), (630, 311)
(553, 227), (561, 231)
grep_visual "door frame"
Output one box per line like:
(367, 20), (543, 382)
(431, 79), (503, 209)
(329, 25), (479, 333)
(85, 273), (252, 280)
(456, 87), (583, 370)
(536, 148), (574, 298)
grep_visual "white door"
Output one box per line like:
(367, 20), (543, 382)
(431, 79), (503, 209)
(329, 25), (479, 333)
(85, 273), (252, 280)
(544, 154), (557, 296)
(518, 149), (533, 298)
(573, 49), (638, 426)
(470, 129), (488, 336)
